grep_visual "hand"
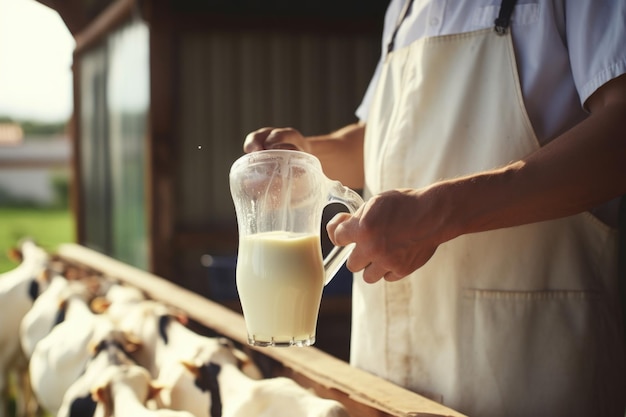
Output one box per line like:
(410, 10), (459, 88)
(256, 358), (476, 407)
(327, 188), (449, 283)
(243, 127), (312, 153)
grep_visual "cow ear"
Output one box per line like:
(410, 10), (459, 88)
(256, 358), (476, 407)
(227, 345), (262, 379)
(92, 385), (106, 403)
(87, 340), (99, 355)
(90, 297), (111, 314)
(92, 384), (113, 417)
(57, 298), (69, 312)
(7, 247), (22, 263)
(173, 312), (188, 326)
(38, 268), (52, 284)
(122, 333), (143, 353)
(181, 360), (200, 378)
(241, 361), (263, 380)
(148, 382), (164, 400)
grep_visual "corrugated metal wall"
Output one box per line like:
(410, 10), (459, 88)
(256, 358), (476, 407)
(175, 29), (380, 230)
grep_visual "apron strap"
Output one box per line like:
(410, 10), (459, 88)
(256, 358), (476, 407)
(387, 0), (415, 54)
(494, 0), (518, 35)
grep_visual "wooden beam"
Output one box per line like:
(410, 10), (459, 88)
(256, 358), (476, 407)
(145, 2), (177, 280)
(70, 57), (83, 245)
(35, 0), (90, 35)
(73, 0), (135, 54)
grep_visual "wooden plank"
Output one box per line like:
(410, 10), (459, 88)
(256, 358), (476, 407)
(73, 0), (135, 54)
(70, 55), (83, 245)
(56, 243), (467, 417)
(145, 2), (176, 280)
(35, 0), (90, 36)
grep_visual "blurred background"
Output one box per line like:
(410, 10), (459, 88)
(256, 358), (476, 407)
(0, 0), (388, 362)
(0, 0), (75, 273)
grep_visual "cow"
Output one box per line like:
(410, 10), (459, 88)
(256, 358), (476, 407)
(91, 363), (195, 417)
(19, 273), (72, 359)
(28, 286), (114, 415)
(97, 282), (147, 323)
(56, 327), (142, 417)
(113, 300), (264, 416)
(116, 300), (347, 417)
(152, 335), (252, 417)
(0, 239), (51, 417)
(177, 361), (351, 417)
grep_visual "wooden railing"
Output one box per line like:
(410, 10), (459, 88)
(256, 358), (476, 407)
(56, 243), (466, 417)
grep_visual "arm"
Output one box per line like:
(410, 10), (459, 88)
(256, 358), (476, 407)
(328, 74), (626, 283)
(243, 122), (365, 189)
(451, 73), (626, 235)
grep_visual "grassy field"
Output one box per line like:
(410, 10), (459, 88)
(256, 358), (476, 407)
(0, 207), (74, 273)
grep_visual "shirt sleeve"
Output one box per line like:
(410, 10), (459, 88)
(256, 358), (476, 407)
(566, 0), (626, 107)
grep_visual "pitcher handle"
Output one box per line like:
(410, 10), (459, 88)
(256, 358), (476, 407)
(323, 181), (364, 285)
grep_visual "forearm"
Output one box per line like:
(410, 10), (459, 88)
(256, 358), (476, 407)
(306, 122), (365, 189)
(440, 99), (626, 240)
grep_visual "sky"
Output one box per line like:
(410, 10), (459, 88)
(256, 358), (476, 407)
(0, 0), (75, 122)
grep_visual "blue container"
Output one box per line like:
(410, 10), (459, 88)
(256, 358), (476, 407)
(201, 255), (239, 301)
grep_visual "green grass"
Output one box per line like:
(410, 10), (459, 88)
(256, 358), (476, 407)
(0, 207), (74, 273)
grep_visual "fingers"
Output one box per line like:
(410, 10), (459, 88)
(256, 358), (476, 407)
(327, 210), (422, 284)
(328, 212), (385, 281)
(357, 261), (406, 284)
(265, 128), (304, 150)
(361, 262), (387, 284)
(243, 127), (306, 153)
(326, 212), (353, 246)
(328, 211), (381, 273)
(243, 127), (273, 152)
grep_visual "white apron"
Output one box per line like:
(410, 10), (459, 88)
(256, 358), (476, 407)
(352, 20), (626, 417)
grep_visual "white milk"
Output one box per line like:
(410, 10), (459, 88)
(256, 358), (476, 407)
(236, 231), (324, 346)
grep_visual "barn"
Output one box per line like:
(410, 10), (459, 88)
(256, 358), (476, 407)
(3, 0), (467, 416)
(43, 0), (388, 359)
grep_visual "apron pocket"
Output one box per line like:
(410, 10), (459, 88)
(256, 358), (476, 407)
(456, 288), (623, 417)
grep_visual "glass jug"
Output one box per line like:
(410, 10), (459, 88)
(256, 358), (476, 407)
(229, 150), (364, 347)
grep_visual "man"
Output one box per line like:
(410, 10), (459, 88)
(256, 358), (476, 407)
(244, 1), (626, 415)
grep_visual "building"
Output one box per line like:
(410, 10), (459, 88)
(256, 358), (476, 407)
(37, 0), (387, 359)
(0, 133), (71, 206)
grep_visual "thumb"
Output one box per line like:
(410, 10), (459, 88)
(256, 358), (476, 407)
(326, 212), (357, 246)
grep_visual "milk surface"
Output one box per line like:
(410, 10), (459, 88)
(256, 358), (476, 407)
(236, 231), (324, 345)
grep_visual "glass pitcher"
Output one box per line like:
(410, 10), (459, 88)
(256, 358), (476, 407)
(229, 150), (364, 347)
